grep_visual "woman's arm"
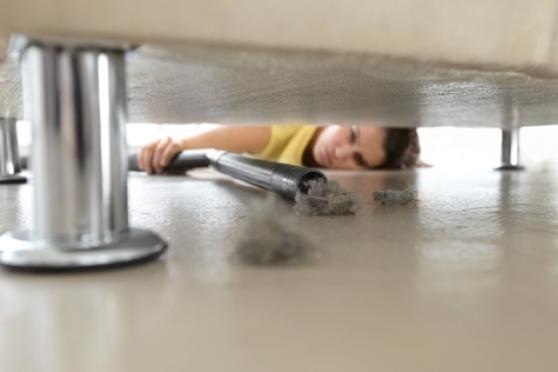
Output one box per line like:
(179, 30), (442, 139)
(138, 125), (271, 174)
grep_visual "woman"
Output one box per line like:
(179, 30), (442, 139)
(138, 124), (420, 174)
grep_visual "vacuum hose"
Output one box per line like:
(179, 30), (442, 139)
(129, 150), (327, 200)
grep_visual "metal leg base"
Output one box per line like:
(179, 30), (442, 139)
(0, 174), (26, 184)
(496, 164), (524, 171)
(0, 228), (167, 270)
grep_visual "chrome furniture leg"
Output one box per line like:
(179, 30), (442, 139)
(497, 103), (523, 171)
(0, 36), (167, 269)
(498, 128), (523, 170)
(0, 117), (26, 184)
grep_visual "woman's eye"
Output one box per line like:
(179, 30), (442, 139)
(349, 127), (357, 144)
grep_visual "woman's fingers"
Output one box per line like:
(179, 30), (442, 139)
(138, 137), (183, 174)
(152, 137), (171, 174)
(160, 142), (181, 168)
(139, 141), (157, 173)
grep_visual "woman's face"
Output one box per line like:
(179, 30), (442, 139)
(312, 125), (386, 170)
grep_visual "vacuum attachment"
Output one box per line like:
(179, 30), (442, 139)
(129, 150), (327, 200)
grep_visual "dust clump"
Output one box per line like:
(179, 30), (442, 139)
(294, 179), (363, 216)
(372, 188), (417, 206)
(235, 198), (314, 265)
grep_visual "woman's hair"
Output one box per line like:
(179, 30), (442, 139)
(377, 128), (420, 169)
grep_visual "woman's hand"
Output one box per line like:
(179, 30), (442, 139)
(137, 125), (271, 174)
(138, 137), (184, 174)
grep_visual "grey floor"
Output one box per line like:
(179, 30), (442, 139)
(1, 167), (558, 371)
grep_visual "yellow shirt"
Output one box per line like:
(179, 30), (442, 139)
(255, 125), (318, 166)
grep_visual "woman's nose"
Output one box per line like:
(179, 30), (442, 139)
(334, 145), (356, 160)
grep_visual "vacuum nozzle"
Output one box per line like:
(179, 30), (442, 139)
(129, 150), (327, 200)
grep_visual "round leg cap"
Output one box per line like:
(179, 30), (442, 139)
(0, 228), (167, 271)
(0, 174), (27, 184)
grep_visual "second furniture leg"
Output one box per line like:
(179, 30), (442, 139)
(0, 117), (26, 184)
(498, 127), (523, 170)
